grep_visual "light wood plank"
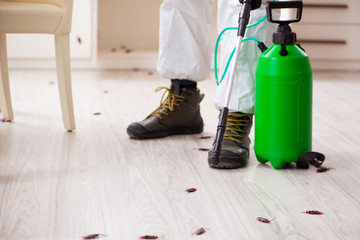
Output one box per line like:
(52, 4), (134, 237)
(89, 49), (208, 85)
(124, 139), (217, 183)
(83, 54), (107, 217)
(0, 70), (359, 239)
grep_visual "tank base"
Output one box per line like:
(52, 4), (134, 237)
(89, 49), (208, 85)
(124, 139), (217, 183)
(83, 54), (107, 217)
(269, 160), (286, 169)
(256, 154), (289, 169)
(256, 155), (268, 164)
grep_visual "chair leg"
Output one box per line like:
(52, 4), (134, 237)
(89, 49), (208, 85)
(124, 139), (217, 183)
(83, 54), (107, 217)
(0, 33), (14, 121)
(55, 34), (75, 131)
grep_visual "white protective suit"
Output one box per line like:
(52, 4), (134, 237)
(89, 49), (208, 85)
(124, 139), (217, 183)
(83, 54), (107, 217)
(157, 0), (276, 114)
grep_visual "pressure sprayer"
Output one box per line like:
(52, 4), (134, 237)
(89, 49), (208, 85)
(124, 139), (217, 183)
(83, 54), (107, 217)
(212, 0), (325, 169)
(209, 0), (263, 166)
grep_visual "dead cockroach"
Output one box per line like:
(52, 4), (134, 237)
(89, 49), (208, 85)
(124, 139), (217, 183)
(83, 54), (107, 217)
(139, 235), (158, 239)
(316, 167), (333, 173)
(185, 188), (197, 193)
(82, 233), (107, 239)
(194, 148), (210, 152)
(192, 227), (208, 236)
(301, 210), (324, 215)
(256, 217), (276, 223)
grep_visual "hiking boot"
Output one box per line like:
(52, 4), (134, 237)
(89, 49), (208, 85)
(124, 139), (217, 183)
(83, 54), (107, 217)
(208, 112), (253, 169)
(127, 80), (204, 139)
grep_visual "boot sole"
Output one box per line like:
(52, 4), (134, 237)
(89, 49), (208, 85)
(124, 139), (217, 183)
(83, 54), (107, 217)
(208, 150), (248, 169)
(127, 125), (203, 139)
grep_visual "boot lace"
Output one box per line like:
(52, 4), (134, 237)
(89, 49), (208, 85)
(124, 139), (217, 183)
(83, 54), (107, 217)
(149, 87), (185, 119)
(223, 112), (252, 143)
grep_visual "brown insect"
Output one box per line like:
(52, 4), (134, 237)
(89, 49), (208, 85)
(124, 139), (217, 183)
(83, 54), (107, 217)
(82, 233), (107, 239)
(148, 71), (154, 76)
(185, 188), (197, 193)
(192, 227), (208, 236)
(139, 235), (158, 239)
(77, 36), (82, 44)
(195, 148), (210, 152)
(125, 49), (133, 54)
(200, 136), (212, 139)
(256, 217), (276, 223)
(93, 112), (102, 115)
(301, 210), (324, 215)
(111, 48), (117, 53)
(316, 167), (333, 173)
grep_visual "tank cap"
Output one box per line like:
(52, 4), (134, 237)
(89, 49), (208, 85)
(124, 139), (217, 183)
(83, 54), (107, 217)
(273, 25), (297, 44)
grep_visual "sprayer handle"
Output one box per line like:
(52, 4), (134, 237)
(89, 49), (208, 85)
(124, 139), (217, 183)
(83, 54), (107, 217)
(267, 0), (303, 25)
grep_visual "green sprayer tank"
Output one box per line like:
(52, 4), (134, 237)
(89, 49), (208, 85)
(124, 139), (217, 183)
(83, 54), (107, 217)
(254, 1), (312, 169)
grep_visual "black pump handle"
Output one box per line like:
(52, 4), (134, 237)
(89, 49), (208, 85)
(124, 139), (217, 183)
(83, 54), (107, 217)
(267, 0), (303, 25)
(240, 0), (262, 10)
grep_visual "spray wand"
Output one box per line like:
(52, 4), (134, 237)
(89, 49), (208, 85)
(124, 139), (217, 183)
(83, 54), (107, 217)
(210, 0), (262, 165)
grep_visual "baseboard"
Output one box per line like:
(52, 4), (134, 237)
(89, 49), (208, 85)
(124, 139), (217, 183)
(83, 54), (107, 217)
(310, 60), (360, 72)
(95, 49), (158, 70)
(8, 49), (159, 70)
(7, 50), (360, 72)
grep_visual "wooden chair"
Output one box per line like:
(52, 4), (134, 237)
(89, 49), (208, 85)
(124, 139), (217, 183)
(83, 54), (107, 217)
(0, 0), (75, 131)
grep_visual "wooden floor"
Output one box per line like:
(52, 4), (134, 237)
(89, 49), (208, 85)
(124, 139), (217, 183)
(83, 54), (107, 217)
(0, 69), (360, 240)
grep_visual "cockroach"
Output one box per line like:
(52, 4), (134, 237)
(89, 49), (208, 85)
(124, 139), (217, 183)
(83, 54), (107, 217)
(125, 49), (133, 54)
(192, 227), (208, 236)
(77, 36), (82, 44)
(93, 112), (102, 115)
(301, 210), (324, 215)
(120, 45), (126, 50)
(316, 167), (333, 173)
(185, 188), (197, 193)
(139, 235), (158, 239)
(256, 217), (276, 223)
(199, 136), (212, 139)
(111, 48), (117, 53)
(148, 71), (154, 76)
(195, 148), (210, 152)
(82, 233), (107, 239)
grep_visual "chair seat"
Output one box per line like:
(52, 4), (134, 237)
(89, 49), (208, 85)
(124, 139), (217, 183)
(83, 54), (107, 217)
(0, 1), (63, 34)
